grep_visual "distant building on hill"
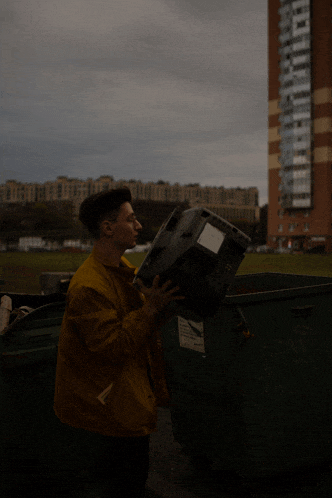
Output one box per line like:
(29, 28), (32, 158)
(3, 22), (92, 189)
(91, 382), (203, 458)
(0, 176), (259, 223)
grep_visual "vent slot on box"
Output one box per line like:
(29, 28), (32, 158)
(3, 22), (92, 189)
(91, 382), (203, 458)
(145, 246), (165, 264)
(165, 216), (179, 231)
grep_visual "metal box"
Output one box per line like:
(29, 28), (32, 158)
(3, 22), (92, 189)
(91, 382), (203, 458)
(134, 207), (250, 317)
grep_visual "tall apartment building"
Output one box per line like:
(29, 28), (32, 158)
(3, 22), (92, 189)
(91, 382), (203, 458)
(268, 0), (332, 252)
(0, 177), (260, 223)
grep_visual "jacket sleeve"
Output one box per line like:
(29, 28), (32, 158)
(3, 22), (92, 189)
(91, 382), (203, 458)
(66, 285), (157, 361)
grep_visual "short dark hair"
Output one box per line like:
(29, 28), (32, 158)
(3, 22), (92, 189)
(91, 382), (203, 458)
(79, 187), (132, 239)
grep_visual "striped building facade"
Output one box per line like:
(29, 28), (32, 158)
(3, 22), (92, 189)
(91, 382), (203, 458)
(268, 0), (332, 251)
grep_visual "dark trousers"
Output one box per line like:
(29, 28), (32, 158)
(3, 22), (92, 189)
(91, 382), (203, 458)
(53, 425), (150, 498)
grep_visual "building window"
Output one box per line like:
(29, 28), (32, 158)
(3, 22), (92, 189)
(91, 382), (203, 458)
(293, 62), (310, 71)
(296, 149), (308, 156)
(297, 21), (307, 29)
(284, 80), (294, 89)
(288, 223), (296, 232)
(293, 90), (310, 100)
(278, 210), (284, 218)
(278, 224), (283, 232)
(304, 223), (310, 232)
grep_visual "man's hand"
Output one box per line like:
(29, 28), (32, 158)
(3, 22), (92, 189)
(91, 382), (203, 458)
(136, 275), (185, 316)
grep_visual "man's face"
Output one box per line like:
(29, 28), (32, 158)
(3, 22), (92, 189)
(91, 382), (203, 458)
(105, 202), (142, 250)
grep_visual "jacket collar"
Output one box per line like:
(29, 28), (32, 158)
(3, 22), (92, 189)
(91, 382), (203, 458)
(91, 246), (137, 275)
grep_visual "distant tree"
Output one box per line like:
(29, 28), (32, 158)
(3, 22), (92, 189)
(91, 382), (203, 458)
(0, 201), (77, 242)
(230, 205), (267, 245)
(132, 199), (190, 243)
(255, 204), (268, 245)
(230, 219), (257, 239)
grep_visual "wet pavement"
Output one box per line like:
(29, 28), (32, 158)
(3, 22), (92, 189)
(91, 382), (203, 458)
(146, 408), (332, 498)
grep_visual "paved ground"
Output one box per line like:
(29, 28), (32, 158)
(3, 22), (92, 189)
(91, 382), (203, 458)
(2, 407), (332, 498)
(146, 408), (332, 498)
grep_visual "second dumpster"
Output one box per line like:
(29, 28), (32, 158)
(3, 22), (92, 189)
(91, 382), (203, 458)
(161, 272), (332, 479)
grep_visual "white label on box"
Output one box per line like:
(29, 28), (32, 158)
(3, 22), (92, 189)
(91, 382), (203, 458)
(197, 223), (225, 254)
(178, 317), (205, 353)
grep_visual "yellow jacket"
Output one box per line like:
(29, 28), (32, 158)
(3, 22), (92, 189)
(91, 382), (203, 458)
(54, 248), (170, 437)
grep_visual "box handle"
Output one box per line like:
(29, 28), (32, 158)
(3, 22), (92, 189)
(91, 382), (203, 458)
(236, 307), (254, 339)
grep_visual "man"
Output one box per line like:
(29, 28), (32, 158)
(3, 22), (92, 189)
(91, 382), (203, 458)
(54, 188), (184, 498)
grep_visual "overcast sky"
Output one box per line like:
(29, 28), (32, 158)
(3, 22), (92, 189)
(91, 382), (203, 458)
(1, 0), (268, 205)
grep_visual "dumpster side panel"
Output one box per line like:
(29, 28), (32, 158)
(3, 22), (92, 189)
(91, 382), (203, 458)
(163, 315), (248, 470)
(162, 279), (332, 478)
(231, 292), (332, 476)
(0, 303), (66, 457)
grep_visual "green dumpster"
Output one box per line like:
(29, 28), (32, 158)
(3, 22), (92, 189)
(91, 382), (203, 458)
(161, 272), (332, 479)
(0, 300), (67, 495)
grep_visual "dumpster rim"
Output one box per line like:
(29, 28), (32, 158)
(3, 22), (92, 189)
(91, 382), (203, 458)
(225, 272), (332, 305)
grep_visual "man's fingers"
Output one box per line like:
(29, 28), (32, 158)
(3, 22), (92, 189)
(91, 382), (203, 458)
(138, 275), (185, 305)
(152, 275), (160, 287)
(168, 292), (185, 301)
(161, 280), (172, 291)
(135, 279), (145, 291)
(167, 285), (180, 294)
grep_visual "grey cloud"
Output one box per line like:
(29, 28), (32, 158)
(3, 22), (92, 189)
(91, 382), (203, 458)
(2, 0), (268, 205)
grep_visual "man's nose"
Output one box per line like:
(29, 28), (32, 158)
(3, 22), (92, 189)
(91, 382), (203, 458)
(135, 220), (142, 230)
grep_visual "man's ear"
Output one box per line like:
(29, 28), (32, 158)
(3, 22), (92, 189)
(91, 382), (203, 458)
(100, 220), (113, 237)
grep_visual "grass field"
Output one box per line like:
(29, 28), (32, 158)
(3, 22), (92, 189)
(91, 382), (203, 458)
(0, 251), (146, 294)
(1, 251), (332, 294)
